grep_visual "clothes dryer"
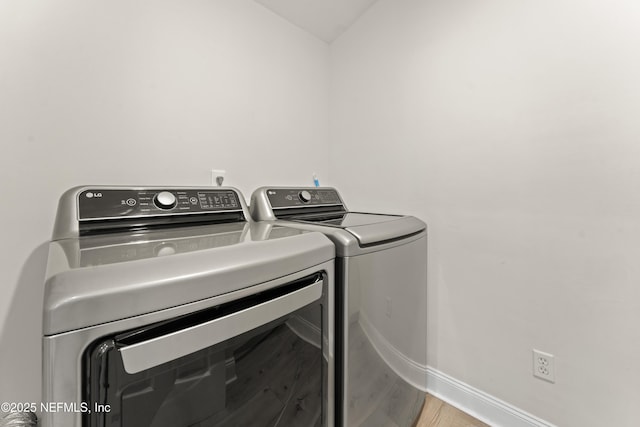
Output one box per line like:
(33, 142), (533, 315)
(42, 186), (335, 427)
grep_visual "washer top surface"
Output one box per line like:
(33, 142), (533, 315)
(250, 187), (427, 255)
(287, 212), (402, 228)
(44, 186), (335, 335)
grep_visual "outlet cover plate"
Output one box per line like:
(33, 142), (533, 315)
(533, 349), (555, 383)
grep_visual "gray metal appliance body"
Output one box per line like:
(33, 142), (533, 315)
(42, 186), (335, 427)
(250, 187), (428, 427)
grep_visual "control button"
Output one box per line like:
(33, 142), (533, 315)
(299, 190), (312, 203)
(155, 243), (177, 257)
(126, 198), (137, 206)
(189, 197), (198, 205)
(154, 191), (177, 210)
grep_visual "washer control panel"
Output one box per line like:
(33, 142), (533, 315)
(266, 188), (342, 208)
(78, 189), (241, 220)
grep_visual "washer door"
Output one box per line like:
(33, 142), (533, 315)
(84, 273), (328, 427)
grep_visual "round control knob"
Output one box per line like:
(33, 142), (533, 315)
(155, 243), (177, 257)
(298, 190), (312, 203)
(154, 191), (177, 210)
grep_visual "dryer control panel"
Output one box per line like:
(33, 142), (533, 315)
(52, 186), (248, 239)
(78, 189), (241, 220)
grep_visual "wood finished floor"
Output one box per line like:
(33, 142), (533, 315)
(416, 394), (491, 427)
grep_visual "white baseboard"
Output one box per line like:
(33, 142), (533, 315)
(426, 367), (556, 427)
(350, 312), (554, 427)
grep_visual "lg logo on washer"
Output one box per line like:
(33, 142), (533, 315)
(85, 192), (103, 198)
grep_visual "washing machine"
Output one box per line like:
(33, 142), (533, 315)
(250, 187), (427, 427)
(41, 186), (335, 427)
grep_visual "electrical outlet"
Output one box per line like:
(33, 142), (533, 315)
(211, 169), (226, 186)
(533, 349), (555, 383)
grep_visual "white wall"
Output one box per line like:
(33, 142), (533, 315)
(4, 1), (640, 424)
(0, 0), (329, 402)
(329, 0), (640, 426)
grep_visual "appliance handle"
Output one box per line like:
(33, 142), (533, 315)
(119, 281), (322, 374)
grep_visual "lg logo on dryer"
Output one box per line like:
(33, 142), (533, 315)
(85, 192), (103, 198)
